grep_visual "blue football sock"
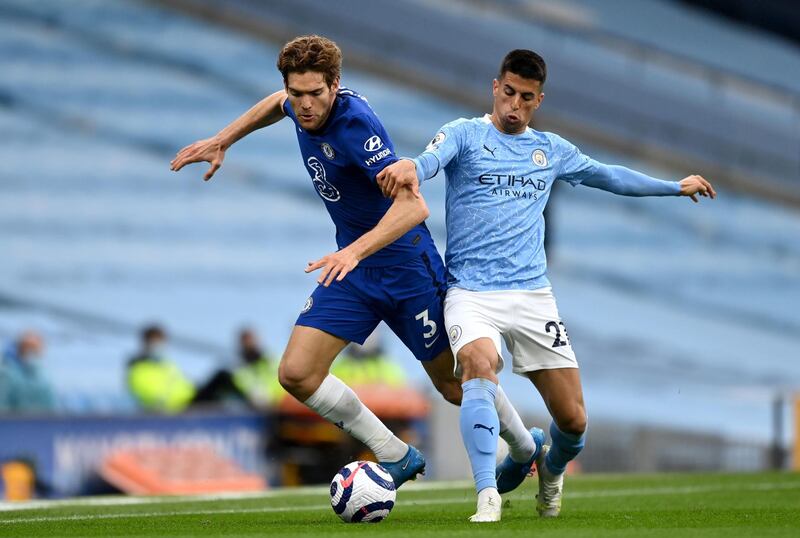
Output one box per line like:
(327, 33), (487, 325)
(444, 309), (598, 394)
(545, 421), (586, 475)
(460, 378), (500, 493)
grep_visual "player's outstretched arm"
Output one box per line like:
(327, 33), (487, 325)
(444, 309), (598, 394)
(376, 159), (420, 199)
(170, 90), (287, 181)
(579, 164), (716, 202)
(306, 186), (430, 286)
(678, 174), (716, 203)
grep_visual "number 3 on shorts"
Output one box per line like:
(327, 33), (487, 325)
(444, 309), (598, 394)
(415, 309), (438, 339)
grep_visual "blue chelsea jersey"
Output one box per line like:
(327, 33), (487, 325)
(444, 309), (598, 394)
(283, 88), (433, 267)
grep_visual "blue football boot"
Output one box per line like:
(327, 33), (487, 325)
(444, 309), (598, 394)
(379, 445), (426, 488)
(496, 427), (545, 494)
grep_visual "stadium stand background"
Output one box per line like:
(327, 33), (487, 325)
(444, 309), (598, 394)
(1, 0), (799, 476)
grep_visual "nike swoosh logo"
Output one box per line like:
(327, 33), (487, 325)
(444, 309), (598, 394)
(402, 458), (410, 471)
(340, 462), (367, 489)
(424, 335), (440, 349)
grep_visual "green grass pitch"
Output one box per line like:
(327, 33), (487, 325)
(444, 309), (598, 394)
(2, 472), (799, 537)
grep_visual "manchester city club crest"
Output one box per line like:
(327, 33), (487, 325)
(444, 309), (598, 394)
(321, 143), (335, 160)
(532, 149), (548, 167)
(449, 325), (462, 345)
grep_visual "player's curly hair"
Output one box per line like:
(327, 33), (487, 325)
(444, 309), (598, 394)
(277, 35), (342, 87)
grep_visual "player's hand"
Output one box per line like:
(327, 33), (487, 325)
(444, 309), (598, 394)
(305, 248), (360, 287)
(679, 175), (716, 203)
(170, 137), (227, 181)
(377, 159), (420, 199)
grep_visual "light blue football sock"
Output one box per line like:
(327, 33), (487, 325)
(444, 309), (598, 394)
(545, 421), (586, 475)
(460, 378), (500, 493)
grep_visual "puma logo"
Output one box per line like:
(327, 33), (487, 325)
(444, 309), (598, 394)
(474, 423), (495, 435)
(483, 144), (497, 158)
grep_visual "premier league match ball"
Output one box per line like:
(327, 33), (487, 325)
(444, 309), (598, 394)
(329, 461), (396, 523)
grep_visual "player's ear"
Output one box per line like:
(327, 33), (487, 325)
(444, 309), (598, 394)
(492, 78), (499, 97)
(330, 77), (340, 94)
(534, 91), (545, 110)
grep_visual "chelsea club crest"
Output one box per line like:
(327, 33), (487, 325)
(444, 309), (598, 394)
(321, 143), (336, 160)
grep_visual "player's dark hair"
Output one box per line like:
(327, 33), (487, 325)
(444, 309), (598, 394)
(277, 35), (342, 87)
(498, 49), (547, 85)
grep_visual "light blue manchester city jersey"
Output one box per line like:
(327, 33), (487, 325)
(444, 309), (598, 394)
(413, 115), (678, 291)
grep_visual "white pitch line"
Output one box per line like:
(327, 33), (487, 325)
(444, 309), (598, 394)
(0, 505), (332, 525)
(0, 480), (473, 513)
(2, 480), (799, 525)
(565, 480), (800, 498)
(0, 487), (328, 512)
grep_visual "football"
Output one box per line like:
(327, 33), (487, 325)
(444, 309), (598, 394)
(329, 461), (396, 523)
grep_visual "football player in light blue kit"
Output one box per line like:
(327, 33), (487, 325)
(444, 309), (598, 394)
(378, 49), (715, 521)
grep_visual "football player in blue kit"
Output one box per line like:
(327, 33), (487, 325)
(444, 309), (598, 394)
(378, 49), (715, 520)
(171, 36), (538, 488)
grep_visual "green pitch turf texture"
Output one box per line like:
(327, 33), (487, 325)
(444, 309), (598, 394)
(2, 472), (799, 537)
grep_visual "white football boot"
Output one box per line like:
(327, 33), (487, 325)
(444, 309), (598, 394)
(535, 445), (564, 518)
(469, 487), (502, 522)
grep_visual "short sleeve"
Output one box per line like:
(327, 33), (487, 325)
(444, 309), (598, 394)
(344, 114), (398, 182)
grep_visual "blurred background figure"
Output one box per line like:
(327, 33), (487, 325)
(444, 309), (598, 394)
(331, 330), (406, 389)
(127, 324), (249, 413)
(126, 324), (196, 413)
(231, 327), (281, 410)
(0, 331), (56, 414)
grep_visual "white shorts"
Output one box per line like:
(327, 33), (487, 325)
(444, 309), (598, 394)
(444, 287), (578, 376)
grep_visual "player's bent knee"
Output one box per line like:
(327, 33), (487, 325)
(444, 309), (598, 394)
(457, 347), (497, 381)
(276, 361), (299, 392)
(459, 358), (495, 381)
(278, 360), (319, 397)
